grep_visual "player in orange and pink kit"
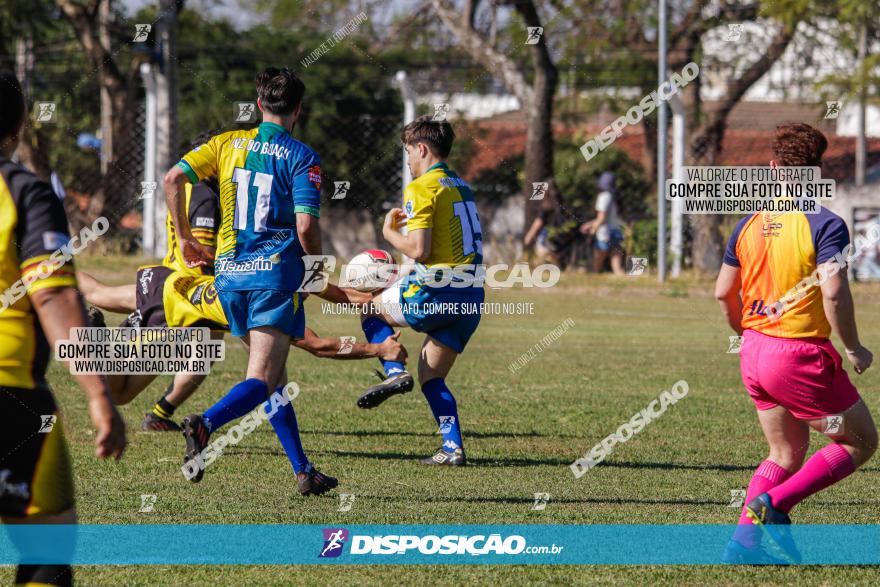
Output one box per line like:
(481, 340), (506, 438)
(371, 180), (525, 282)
(715, 123), (877, 564)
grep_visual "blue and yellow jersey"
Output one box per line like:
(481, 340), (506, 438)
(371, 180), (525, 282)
(403, 162), (483, 283)
(0, 159), (78, 390)
(176, 122), (322, 292)
(723, 207), (850, 339)
(163, 181), (219, 275)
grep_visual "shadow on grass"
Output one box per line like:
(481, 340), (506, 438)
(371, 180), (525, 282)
(312, 450), (758, 472)
(301, 429), (582, 439)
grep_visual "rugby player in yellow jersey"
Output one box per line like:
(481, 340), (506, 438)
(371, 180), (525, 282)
(76, 267), (407, 405)
(0, 70), (126, 587)
(358, 116), (484, 466)
(139, 131), (223, 432)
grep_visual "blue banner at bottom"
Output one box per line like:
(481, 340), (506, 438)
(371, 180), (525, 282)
(1, 524), (878, 565)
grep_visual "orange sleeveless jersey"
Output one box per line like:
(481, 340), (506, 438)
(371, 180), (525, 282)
(723, 207), (849, 339)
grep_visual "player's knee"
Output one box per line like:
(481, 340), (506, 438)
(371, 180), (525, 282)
(417, 362), (440, 386)
(767, 449), (805, 473)
(854, 423), (878, 460)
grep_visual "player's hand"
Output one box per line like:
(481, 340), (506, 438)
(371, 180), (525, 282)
(384, 208), (407, 233)
(88, 395), (126, 460)
(846, 345), (873, 374)
(180, 236), (213, 268)
(379, 331), (407, 363)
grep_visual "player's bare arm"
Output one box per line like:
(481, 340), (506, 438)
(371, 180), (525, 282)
(819, 266), (872, 374)
(76, 271), (136, 314)
(30, 286), (126, 460)
(164, 166), (211, 268)
(316, 282), (374, 306)
(714, 263), (744, 335)
(296, 212), (322, 256)
(382, 208), (431, 261)
(295, 328), (407, 362)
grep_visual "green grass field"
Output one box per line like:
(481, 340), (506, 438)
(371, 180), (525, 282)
(5, 255), (879, 585)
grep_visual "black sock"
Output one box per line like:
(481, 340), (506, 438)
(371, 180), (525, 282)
(15, 564), (72, 587)
(152, 397), (176, 419)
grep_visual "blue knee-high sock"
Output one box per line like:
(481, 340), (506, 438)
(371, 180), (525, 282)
(362, 317), (405, 376)
(267, 385), (309, 474)
(203, 378), (268, 432)
(421, 378), (463, 452)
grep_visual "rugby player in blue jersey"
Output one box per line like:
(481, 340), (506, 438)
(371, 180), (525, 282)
(163, 67), (336, 495)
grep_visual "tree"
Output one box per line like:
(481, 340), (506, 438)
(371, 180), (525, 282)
(431, 0), (558, 231)
(56, 0), (152, 231)
(560, 1), (803, 273)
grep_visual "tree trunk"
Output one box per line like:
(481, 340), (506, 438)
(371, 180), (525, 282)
(522, 45), (557, 230)
(688, 118), (726, 274)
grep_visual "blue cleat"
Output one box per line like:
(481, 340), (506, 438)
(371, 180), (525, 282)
(745, 493), (802, 564)
(721, 538), (790, 565)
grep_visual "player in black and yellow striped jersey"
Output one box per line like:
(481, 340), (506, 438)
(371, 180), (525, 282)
(162, 131), (221, 277)
(0, 70), (126, 587)
(142, 131), (223, 431)
(75, 267), (408, 406)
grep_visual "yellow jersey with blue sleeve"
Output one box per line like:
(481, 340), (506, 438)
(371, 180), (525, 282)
(403, 161), (483, 282)
(395, 162), (484, 353)
(175, 122), (322, 293)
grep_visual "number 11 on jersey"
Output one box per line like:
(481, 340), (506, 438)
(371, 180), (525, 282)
(232, 167), (274, 232)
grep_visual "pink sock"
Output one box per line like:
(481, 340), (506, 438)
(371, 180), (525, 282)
(767, 444), (855, 513)
(733, 460), (790, 547)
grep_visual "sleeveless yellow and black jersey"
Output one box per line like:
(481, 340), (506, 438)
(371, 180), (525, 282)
(163, 180), (220, 275)
(0, 158), (78, 390)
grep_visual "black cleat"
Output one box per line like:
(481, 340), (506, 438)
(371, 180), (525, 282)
(297, 464), (338, 496)
(421, 448), (467, 466)
(87, 306), (106, 328)
(357, 370), (414, 409)
(181, 415), (210, 483)
(142, 412), (181, 432)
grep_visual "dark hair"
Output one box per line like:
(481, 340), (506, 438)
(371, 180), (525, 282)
(0, 70), (25, 141)
(255, 67), (305, 115)
(773, 122), (828, 167)
(190, 129), (218, 150)
(400, 115), (455, 158)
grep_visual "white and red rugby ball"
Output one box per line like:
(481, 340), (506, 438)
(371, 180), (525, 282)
(342, 249), (399, 292)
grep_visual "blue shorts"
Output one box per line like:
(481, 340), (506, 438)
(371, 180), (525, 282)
(218, 289), (305, 339)
(379, 275), (484, 353)
(595, 228), (624, 251)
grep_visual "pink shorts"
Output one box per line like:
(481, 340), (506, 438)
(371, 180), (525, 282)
(740, 329), (860, 420)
